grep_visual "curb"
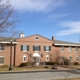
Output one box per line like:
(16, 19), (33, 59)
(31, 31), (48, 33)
(0, 69), (77, 74)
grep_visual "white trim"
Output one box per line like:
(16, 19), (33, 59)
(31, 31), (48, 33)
(0, 42), (18, 44)
(54, 43), (80, 46)
(68, 47), (72, 52)
(23, 55), (26, 62)
(69, 55), (73, 62)
(0, 56), (4, 65)
(76, 55), (79, 62)
(46, 55), (49, 61)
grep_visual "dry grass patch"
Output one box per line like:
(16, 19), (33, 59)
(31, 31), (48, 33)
(0, 66), (49, 72)
(51, 77), (80, 80)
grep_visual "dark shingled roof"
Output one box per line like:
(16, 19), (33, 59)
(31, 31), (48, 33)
(0, 37), (16, 42)
(55, 40), (80, 45)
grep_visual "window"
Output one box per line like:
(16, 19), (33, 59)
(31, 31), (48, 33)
(68, 47), (72, 52)
(33, 46), (40, 51)
(21, 45), (29, 52)
(46, 55), (49, 61)
(75, 47), (78, 52)
(61, 46), (65, 52)
(0, 45), (5, 51)
(35, 37), (39, 40)
(69, 56), (72, 62)
(44, 46), (51, 51)
(76, 56), (79, 62)
(23, 55), (26, 62)
(0, 56), (4, 65)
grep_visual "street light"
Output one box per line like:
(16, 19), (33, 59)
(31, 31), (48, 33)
(9, 37), (13, 71)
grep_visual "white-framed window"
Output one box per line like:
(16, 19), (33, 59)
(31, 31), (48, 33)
(69, 56), (72, 62)
(61, 46), (65, 52)
(33, 45), (40, 51)
(46, 55), (49, 61)
(21, 45), (29, 52)
(44, 46), (51, 51)
(68, 47), (72, 52)
(75, 47), (78, 52)
(76, 56), (79, 62)
(0, 56), (4, 65)
(0, 45), (5, 51)
(23, 55), (26, 62)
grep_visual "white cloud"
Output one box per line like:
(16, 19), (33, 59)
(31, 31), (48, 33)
(57, 21), (80, 36)
(9, 0), (66, 12)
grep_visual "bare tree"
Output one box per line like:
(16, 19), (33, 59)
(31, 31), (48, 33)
(0, 0), (19, 37)
(53, 49), (61, 64)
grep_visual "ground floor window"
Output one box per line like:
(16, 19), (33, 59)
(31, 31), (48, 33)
(69, 56), (72, 62)
(23, 55), (26, 62)
(76, 56), (79, 62)
(46, 55), (49, 61)
(0, 56), (4, 65)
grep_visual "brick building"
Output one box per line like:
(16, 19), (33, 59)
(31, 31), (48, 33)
(0, 32), (80, 66)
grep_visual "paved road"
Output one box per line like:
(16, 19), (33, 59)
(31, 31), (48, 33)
(0, 70), (80, 80)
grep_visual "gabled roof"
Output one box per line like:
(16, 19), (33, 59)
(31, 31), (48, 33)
(16, 34), (53, 41)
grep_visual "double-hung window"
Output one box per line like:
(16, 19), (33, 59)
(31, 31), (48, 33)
(61, 46), (65, 52)
(68, 47), (72, 52)
(33, 46), (40, 51)
(69, 56), (72, 62)
(21, 45), (29, 52)
(44, 46), (51, 51)
(75, 47), (78, 52)
(0, 56), (4, 65)
(76, 56), (79, 62)
(46, 55), (49, 61)
(23, 55), (26, 62)
(0, 45), (5, 51)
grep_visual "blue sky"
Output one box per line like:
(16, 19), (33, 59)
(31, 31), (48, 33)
(9, 0), (80, 43)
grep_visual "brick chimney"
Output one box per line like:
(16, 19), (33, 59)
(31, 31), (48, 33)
(52, 36), (56, 41)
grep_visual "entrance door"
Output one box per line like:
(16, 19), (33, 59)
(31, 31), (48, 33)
(33, 53), (40, 65)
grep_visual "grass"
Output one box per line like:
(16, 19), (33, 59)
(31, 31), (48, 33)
(0, 66), (49, 72)
(64, 65), (80, 69)
(51, 77), (80, 80)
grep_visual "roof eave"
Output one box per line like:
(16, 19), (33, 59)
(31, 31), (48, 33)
(54, 43), (80, 47)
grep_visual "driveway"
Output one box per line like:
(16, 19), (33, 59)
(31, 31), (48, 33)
(0, 70), (80, 80)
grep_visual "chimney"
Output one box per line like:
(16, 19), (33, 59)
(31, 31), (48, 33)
(52, 36), (56, 41)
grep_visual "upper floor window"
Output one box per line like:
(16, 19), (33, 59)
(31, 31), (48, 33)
(21, 45), (29, 52)
(61, 46), (65, 52)
(44, 46), (51, 51)
(75, 47), (78, 52)
(33, 46), (40, 51)
(0, 56), (4, 65)
(0, 45), (5, 51)
(68, 47), (72, 52)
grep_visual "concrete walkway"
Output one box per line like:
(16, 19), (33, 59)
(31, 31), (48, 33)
(0, 70), (80, 80)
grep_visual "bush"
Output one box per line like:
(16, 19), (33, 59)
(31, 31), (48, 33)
(19, 62), (35, 67)
(44, 66), (48, 68)
(19, 62), (27, 67)
(74, 62), (79, 65)
(42, 62), (54, 65)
